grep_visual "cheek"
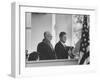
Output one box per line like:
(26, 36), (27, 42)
(64, 37), (66, 41)
(49, 36), (52, 40)
(50, 37), (52, 39)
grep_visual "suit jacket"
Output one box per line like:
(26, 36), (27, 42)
(55, 41), (69, 59)
(37, 39), (56, 60)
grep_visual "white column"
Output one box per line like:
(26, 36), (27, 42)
(25, 13), (32, 54)
(71, 15), (74, 47)
(51, 14), (56, 48)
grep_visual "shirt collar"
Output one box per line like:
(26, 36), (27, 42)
(60, 41), (66, 47)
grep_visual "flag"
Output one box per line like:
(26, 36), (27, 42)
(79, 15), (90, 64)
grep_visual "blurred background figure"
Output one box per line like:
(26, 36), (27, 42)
(25, 50), (29, 61)
(28, 51), (39, 61)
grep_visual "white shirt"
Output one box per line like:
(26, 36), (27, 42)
(60, 41), (66, 48)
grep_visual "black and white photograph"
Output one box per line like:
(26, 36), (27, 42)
(10, 1), (97, 78)
(25, 12), (90, 67)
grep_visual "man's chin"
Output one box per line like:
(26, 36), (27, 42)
(62, 41), (66, 43)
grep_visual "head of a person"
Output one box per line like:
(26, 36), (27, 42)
(44, 31), (52, 41)
(59, 32), (67, 43)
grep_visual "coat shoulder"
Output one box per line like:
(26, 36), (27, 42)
(55, 41), (61, 47)
(38, 42), (45, 46)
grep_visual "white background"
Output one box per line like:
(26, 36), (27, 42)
(0, 0), (100, 80)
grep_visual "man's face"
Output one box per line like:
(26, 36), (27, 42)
(45, 32), (52, 41)
(60, 34), (67, 43)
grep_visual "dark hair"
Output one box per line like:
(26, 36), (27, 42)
(28, 51), (39, 61)
(59, 32), (66, 38)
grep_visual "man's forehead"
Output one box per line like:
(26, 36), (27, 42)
(45, 31), (51, 35)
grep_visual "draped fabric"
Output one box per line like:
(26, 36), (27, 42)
(79, 15), (90, 64)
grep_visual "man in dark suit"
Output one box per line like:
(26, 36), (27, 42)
(55, 32), (69, 59)
(37, 31), (56, 60)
